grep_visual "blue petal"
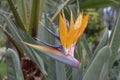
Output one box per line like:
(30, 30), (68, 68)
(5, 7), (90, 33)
(59, 48), (67, 54)
(35, 38), (68, 55)
(44, 27), (60, 40)
(35, 38), (61, 48)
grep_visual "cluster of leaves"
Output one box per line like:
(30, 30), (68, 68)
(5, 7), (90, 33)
(0, 0), (120, 80)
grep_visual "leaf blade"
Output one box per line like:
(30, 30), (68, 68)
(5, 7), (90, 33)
(83, 46), (111, 80)
(6, 49), (24, 80)
(7, 0), (26, 32)
(109, 8), (120, 69)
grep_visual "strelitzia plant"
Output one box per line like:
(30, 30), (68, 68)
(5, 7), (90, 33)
(24, 12), (89, 68)
(1, 0), (120, 80)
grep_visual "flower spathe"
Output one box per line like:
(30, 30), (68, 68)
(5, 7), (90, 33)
(59, 12), (89, 50)
(23, 12), (89, 68)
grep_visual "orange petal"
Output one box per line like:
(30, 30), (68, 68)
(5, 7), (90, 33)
(59, 14), (68, 49)
(74, 13), (83, 29)
(73, 14), (89, 42)
(69, 11), (74, 34)
(67, 11), (75, 49)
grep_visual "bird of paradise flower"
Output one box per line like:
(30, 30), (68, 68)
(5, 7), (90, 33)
(24, 12), (89, 68)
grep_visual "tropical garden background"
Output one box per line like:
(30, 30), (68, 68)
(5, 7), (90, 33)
(0, 0), (120, 80)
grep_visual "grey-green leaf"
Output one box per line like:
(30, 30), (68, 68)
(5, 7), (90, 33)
(5, 49), (24, 80)
(72, 68), (82, 80)
(17, 0), (27, 27)
(109, 9), (120, 68)
(56, 62), (66, 80)
(47, 59), (56, 80)
(82, 46), (111, 80)
(117, 71), (120, 80)
(81, 35), (92, 58)
(80, 0), (120, 8)
(99, 60), (109, 80)
(7, 0), (26, 32)
(94, 28), (108, 54)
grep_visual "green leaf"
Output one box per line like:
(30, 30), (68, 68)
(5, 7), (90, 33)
(0, 14), (23, 42)
(75, 38), (82, 61)
(29, 0), (46, 36)
(5, 49), (24, 80)
(66, 66), (72, 80)
(17, 0), (28, 28)
(0, 61), (7, 77)
(0, 27), (25, 58)
(99, 60), (109, 80)
(72, 68), (82, 80)
(94, 28), (108, 54)
(56, 62), (66, 80)
(81, 35), (92, 58)
(117, 71), (120, 80)
(7, 0), (26, 32)
(83, 46), (111, 80)
(47, 59), (56, 80)
(109, 9), (120, 69)
(79, 0), (120, 8)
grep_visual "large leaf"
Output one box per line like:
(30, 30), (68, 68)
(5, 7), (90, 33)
(82, 46), (111, 80)
(66, 66), (72, 80)
(56, 62), (66, 80)
(72, 68), (83, 80)
(81, 35), (92, 60)
(46, 59), (56, 80)
(109, 9), (120, 68)
(29, 0), (46, 36)
(5, 49), (24, 80)
(117, 71), (120, 80)
(99, 59), (109, 80)
(80, 0), (120, 8)
(7, 0), (26, 32)
(17, 0), (28, 28)
(94, 28), (108, 54)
